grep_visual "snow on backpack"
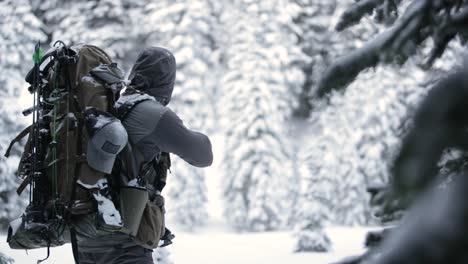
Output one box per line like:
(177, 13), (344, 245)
(4, 42), (127, 251)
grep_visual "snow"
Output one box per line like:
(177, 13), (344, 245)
(77, 178), (123, 228)
(126, 178), (141, 187)
(92, 192), (123, 228)
(0, 225), (375, 264)
(76, 178), (108, 190)
(7, 218), (22, 237)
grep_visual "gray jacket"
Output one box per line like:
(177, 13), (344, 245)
(123, 98), (213, 176)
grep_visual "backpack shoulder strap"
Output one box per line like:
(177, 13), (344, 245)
(154, 153), (170, 191)
(112, 142), (141, 185)
(114, 88), (156, 120)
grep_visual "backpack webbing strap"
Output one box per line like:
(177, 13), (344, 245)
(121, 144), (137, 180)
(17, 174), (32, 195)
(115, 88), (155, 120)
(70, 227), (80, 264)
(4, 125), (32, 157)
(155, 153), (171, 191)
(36, 242), (51, 264)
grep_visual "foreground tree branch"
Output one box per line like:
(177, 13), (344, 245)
(317, 0), (468, 97)
(335, 0), (385, 31)
(317, 0), (432, 96)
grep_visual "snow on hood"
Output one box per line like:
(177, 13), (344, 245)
(128, 47), (176, 106)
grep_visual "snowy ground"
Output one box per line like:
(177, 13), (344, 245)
(0, 224), (377, 264)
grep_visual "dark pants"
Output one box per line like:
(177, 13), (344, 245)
(71, 214), (154, 264)
(76, 245), (154, 264)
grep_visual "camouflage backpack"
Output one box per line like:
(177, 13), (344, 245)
(4, 42), (126, 250)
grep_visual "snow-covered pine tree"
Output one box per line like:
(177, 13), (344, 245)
(130, 0), (220, 231)
(43, 0), (132, 66)
(0, 0), (45, 228)
(220, 0), (303, 231)
(294, 3), (397, 249)
(290, 0), (339, 251)
(123, 0), (180, 62)
(293, 149), (332, 252)
(292, 0), (337, 118)
(164, 0), (219, 231)
(303, 63), (426, 226)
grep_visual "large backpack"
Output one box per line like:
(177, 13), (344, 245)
(5, 42), (125, 250)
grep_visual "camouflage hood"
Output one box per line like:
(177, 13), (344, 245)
(128, 47), (176, 106)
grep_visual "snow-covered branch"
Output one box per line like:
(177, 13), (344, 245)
(335, 0), (385, 31)
(317, 0), (468, 97)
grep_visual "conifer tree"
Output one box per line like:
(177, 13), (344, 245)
(132, 0), (219, 230)
(45, 0), (131, 65)
(306, 64), (425, 226)
(220, 0), (303, 231)
(0, 0), (45, 228)
(292, 0), (337, 118)
(293, 151), (332, 252)
(290, 0), (349, 251)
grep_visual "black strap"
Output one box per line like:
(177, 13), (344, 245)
(36, 243), (51, 264)
(16, 174), (32, 195)
(160, 228), (175, 247)
(155, 153), (171, 191)
(122, 144), (137, 180)
(5, 125), (32, 157)
(70, 228), (80, 264)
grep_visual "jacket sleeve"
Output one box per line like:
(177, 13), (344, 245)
(153, 109), (213, 167)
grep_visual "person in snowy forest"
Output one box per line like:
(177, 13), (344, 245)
(73, 47), (213, 263)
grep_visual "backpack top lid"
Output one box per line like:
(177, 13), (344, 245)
(71, 43), (113, 88)
(84, 107), (128, 174)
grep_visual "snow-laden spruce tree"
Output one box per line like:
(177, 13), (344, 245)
(293, 150), (332, 252)
(131, 0), (220, 231)
(220, 0), (303, 231)
(292, 0), (337, 118)
(293, 1), (396, 249)
(290, 0), (342, 251)
(0, 0), (45, 229)
(41, 0), (132, 66)
(164, 0), (219, 231)
(303, 63), (426, 226)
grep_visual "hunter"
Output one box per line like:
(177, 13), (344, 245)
(73, 47), (213, 263)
